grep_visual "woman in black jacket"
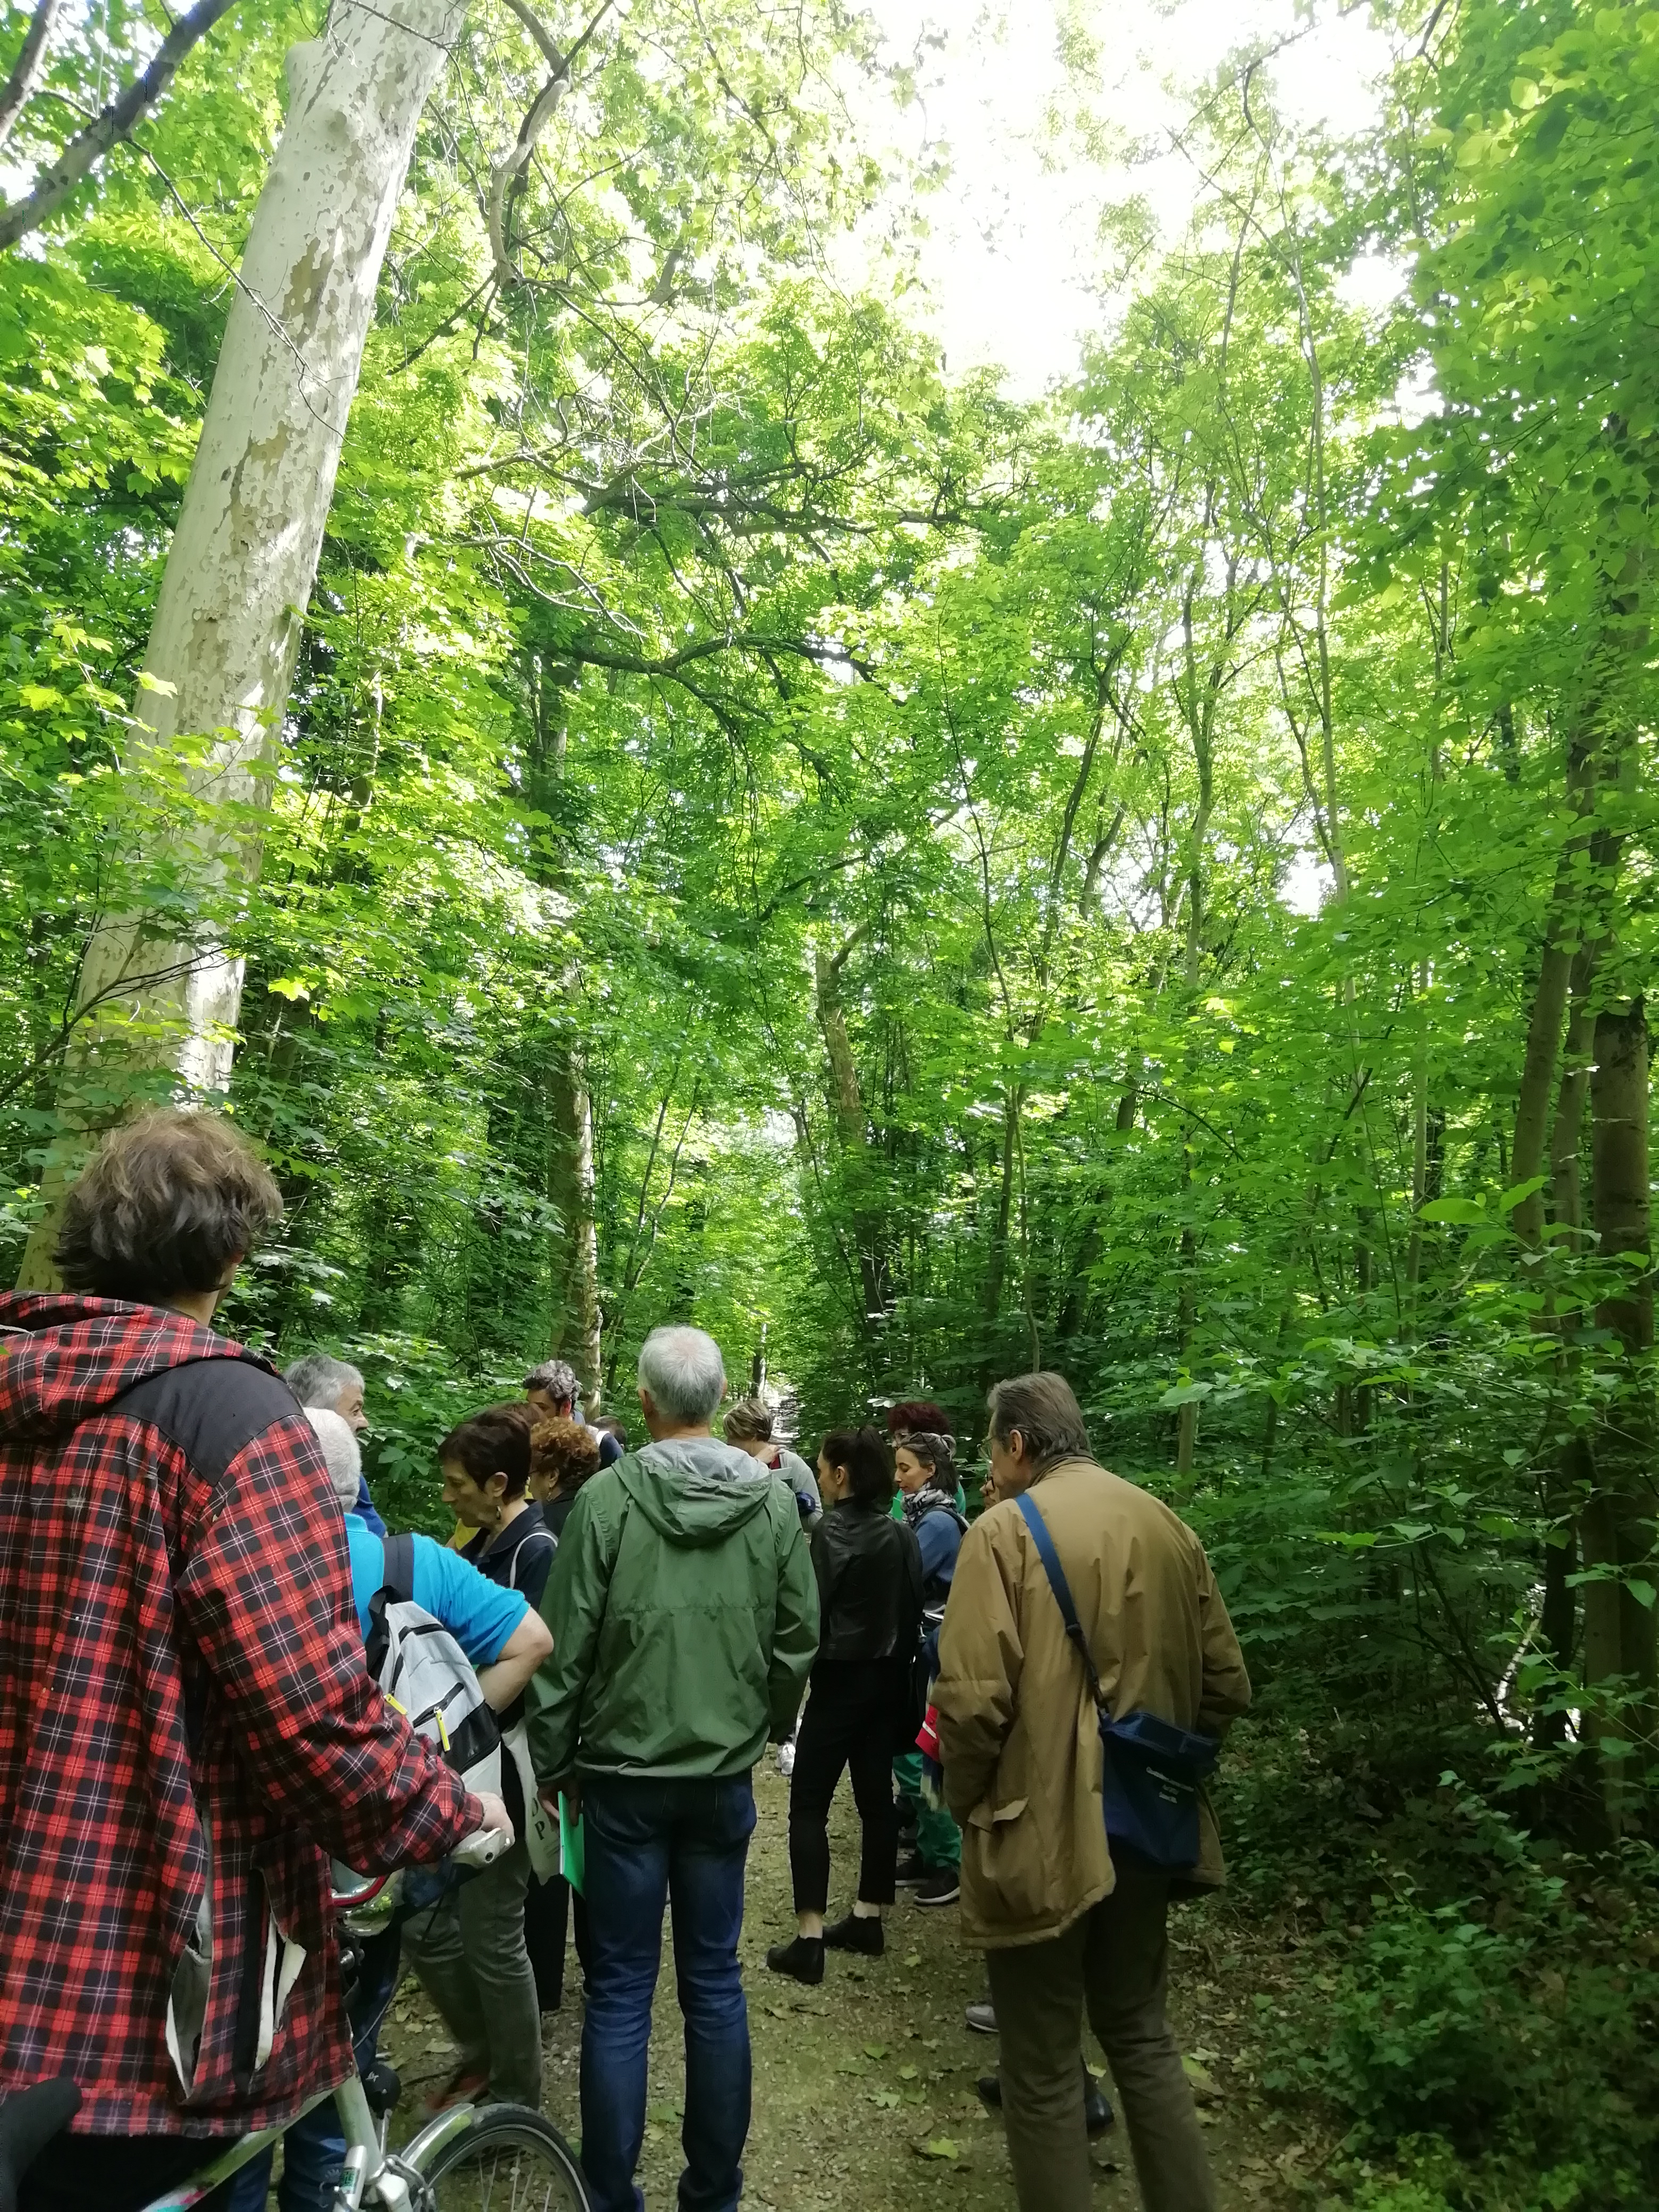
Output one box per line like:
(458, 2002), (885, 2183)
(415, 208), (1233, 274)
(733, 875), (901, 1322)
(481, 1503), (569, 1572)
(767, 1426), (923, 1985)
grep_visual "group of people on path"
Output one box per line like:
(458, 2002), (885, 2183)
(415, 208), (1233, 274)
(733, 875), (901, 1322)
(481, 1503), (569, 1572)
(0, 1108), (1252, 2212)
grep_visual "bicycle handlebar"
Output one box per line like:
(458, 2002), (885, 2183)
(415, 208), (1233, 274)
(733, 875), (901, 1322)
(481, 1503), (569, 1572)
(450, 1823), (512, 1869)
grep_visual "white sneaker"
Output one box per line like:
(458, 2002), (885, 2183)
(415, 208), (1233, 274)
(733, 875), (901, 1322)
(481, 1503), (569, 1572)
(776, 1741), (797, 1778)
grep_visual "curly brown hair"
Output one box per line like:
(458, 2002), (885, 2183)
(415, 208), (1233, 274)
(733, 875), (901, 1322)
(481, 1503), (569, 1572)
(530, 1415), (602, 1500)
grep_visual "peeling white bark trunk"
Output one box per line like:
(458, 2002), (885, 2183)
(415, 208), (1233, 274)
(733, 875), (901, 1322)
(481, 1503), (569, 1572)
(19, 0), (465, 1287)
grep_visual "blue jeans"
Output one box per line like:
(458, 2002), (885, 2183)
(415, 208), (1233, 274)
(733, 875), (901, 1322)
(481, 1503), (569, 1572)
(579, 1773), (757, 2212)
(225, 1929), (400, 2212)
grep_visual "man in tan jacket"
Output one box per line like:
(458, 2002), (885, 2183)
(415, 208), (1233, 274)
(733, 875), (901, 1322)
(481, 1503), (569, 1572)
(934, 1372), (1250, 2212)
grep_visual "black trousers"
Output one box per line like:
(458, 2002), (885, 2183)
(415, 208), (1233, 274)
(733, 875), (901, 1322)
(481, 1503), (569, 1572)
(524, 1870), (593, 2011)
(787, 1659), (907, 1915)
(20, 2135), (232, 2212)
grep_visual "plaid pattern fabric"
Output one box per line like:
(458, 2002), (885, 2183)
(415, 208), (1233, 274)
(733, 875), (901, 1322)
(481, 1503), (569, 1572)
(0, 1294), (477, 2135)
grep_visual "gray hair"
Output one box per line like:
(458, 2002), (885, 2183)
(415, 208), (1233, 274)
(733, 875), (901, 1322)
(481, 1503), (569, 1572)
(638, 1326), (726, 1425)
(305, 1405), (363, 1506)
(524, 1359), (580, 1402)
(985, 1371), (1091, 1472)
(284, 1352), (364, 1411)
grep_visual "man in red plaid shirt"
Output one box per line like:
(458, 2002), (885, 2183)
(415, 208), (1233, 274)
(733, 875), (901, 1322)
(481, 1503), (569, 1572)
(0, 1112), (510, 2212)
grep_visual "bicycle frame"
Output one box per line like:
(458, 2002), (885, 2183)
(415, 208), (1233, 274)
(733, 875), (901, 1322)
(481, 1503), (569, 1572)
(137, 2073), (477, 2212)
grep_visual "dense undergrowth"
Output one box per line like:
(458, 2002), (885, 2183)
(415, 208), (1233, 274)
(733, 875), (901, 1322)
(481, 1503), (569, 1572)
(1217, 1721), (1659, 2210)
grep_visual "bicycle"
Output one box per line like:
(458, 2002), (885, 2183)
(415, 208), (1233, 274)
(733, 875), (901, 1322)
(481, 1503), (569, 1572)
(0, 1833), (590, 2212)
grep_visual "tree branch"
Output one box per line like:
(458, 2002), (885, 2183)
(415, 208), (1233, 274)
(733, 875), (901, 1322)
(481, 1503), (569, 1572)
(0, 0), (236, 252)
(0, 0), (64, 156)
(487, 0), (616, 289)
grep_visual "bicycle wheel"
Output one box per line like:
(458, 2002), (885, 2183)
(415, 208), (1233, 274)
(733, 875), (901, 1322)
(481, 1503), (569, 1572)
(410, 2103), (590, 2212)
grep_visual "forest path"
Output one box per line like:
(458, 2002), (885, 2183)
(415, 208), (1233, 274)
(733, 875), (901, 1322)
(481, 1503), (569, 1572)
(386, 1764), (1321, 2208)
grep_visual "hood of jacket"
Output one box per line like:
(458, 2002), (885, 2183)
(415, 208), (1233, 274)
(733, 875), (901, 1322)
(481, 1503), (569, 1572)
(618, 1434), (780, 1548)
(0, 1289), (265, 1443)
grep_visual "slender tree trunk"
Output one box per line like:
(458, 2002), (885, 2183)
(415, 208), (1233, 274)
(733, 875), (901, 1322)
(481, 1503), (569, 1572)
(18, 0), (465, 1287)
(1510, 750), (1594, 1249)
(1584, 998), (1657, 1828)
(813, 942), (886, 1323)
(1535, 948), (1598, 1747)
(983, 1089), (1018, 1342)
(547, 1038), (602, 1400)
(1175, 1209), (1198, 1476)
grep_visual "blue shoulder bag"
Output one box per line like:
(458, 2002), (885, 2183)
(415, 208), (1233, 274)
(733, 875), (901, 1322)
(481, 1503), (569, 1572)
(1015, 1492), (1219, 1870)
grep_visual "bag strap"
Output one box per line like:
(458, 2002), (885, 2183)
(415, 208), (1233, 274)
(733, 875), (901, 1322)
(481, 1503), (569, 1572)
(506, 1526), (554, 1592)
(380, 1530), (416, 1607)
(1016, 1492), (1106, 1712)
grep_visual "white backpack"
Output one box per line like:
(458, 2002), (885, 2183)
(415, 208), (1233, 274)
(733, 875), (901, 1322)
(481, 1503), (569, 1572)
(364, 1532), (502, 1798)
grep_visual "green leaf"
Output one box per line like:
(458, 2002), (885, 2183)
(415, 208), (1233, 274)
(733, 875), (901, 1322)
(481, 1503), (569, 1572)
(1534, 95), (1572, 156)
(1497, 1175), (1548, 1214)
(1418, 1196), (1489, 1225)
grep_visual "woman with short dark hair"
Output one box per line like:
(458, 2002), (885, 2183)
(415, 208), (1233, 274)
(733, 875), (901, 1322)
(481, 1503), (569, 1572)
(441, 1402), (551, 1601)
(767, 1426), (923, 1986)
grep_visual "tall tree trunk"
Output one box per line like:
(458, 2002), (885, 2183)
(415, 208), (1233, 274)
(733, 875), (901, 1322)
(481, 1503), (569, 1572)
(1175, 1214), (1199, 1476)
(983, 1088), (1018, 1347)
(1535, 948), (1598, 1745)
(18, 0), (464, 1287)
(547, 1037), (603, 1401)
(1510, 749), (1595, 1250)
(813, 941), (886, 1323)
(1583, 998), (1657, 1829)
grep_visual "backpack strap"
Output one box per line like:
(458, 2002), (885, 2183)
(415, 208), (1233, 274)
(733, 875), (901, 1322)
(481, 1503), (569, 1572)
(1016, 1492), (1106, 1712)
(380, 1530), (416, 1606)
(506, 1526), (554, 1592)
(364, 1532), (416, 1679)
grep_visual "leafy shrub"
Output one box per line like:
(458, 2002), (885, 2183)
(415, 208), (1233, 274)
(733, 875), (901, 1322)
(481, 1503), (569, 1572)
(1321, 1904), (1526, 2140)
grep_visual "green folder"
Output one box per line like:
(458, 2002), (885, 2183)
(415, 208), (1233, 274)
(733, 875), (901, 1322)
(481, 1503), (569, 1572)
(560, 1797), (585, 1896)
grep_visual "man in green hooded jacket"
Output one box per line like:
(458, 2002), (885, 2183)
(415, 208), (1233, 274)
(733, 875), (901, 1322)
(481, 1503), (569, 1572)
(526, 1324), (818, 2212)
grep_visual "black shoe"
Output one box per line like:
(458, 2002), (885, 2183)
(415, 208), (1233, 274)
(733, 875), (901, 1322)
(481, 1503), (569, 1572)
(1084, 2075), (1116, 2137)
(915, 1868), (960, 1906)
(964, 1999), (998, 2035)
(766, 1935), (824, 1985)
(977, 2068), (1116, 2139)
(894, 1852), (927, 1887)
(823, 1912), (884, 1956)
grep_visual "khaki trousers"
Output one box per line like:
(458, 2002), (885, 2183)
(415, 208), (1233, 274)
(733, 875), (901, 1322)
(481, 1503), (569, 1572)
(401, 1837), (542, 2108)
(985, 1854), (1217, 2212)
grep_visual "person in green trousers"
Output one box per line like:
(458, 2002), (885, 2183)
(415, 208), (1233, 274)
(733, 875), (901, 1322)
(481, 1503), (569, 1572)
(891, 1426), (966, 1905)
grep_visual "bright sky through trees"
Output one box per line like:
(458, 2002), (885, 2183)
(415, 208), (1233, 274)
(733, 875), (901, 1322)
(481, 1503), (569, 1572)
(854, 0), (1396, 396)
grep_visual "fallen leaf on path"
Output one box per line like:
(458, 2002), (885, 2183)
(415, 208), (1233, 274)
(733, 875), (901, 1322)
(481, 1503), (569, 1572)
(913, 2136), (959, 2161)
(1182, 2056), (1223, 2104)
